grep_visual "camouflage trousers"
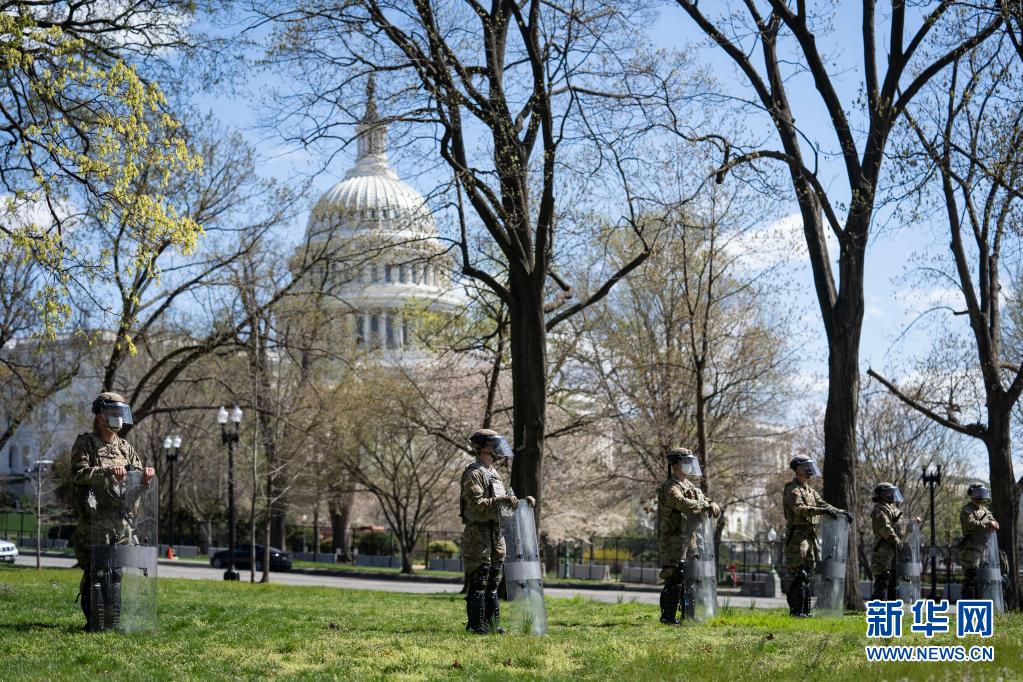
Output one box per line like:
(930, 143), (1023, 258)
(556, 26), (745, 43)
(784, 528), (819, 572)
(959, 545), (984, 570)
(870, 540), (898, 576)
(461, 521), (506, 578)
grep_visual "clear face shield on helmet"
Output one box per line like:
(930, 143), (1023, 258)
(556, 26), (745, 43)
(970, 486), (991, 503)
(799, 460), (821, 477)
(885, 487), (904, 504)
(489, 435), (514, 462)
(97, 402), (134, 431)
(674, 455), (702, 478)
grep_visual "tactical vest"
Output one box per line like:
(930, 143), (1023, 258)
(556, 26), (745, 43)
(459, 461), (505, 524)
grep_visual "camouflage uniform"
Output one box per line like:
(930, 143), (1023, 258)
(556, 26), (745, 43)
(870, 501), (906, 599)
(657, 477), (711, 581)
(460, 458), (508, 633)
(782, 479), (838, 572)
(70, 431), (143, 624)
(657, 475), (715, 624)
(959, 501), (996, 569)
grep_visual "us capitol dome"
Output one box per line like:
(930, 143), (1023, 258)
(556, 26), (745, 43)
(301, 79), (462, 354)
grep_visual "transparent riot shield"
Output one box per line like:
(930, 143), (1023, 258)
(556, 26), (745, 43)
(90, 468), (158, 632)
(500, 495), (547, 636)
(815, 514), (848, 617)
(896, 521), (922, 604)
(977, 532), (1005, 613)
(688, 514), (718, 623)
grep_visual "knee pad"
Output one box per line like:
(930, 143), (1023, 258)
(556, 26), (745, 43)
(486, 563), (502, 591)
(468, 564), (490, 592)
(671, 560), (687, 586)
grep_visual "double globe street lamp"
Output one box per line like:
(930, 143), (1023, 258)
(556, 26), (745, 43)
(162, 435), (182, 554)
(218, 405), (243, 581)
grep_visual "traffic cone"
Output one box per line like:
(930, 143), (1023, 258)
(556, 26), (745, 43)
(166, 546), (175, 559)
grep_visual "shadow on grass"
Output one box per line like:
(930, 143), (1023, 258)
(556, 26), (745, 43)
(0, 621), (81, 634)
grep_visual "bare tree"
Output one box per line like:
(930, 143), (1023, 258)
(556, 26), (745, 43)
(671, 0), (1004, 608)
(868, 34), (1023, 607)
(250, 0), (713, 513)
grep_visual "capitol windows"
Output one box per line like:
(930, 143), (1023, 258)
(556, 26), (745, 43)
(386, 316), (396, 349)
(355, 315), (366, 346)
(398, 265), (406, 284)
(7, 445), (15, 472)
(370, 315), (380, 347)
(385, 265), (393, 283)
(411, 264), (419, 284)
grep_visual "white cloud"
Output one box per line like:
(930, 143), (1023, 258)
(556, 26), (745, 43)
(726, 212), (840, 274)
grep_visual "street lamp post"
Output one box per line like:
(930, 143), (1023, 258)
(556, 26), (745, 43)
(922, 464), (943, 599)
(219, 405), (242, 581)
(32, 459), (54, 570)
(163, 435), (182, 553)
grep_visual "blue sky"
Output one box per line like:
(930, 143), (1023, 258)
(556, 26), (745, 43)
(189, 3), (997, 473)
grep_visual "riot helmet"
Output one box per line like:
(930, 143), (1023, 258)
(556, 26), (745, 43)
(873, 482), (904, 504)
(789, 454), (821, 477)
(468, 429), (514, 460)
(667, 448), (702, 478)
(92, 392), (133, 432)
(967, 482), (991, 503)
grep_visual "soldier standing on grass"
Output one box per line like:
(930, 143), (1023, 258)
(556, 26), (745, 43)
(70, 392), (154, 631)
(958, 483), (999, 599)
(460, 429), (534, 635)
(869, 482), (919, 600)
(782, 454), (849, 618)
(656, 448), (720, 625)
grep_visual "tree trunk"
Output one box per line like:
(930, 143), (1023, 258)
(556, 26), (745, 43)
(821, 316), (863, 611)
(508, 274), (547, 514)
(261, 516), (271, 583)
(271, 506), (287, 550)
(985, 402), (1020, 610)
(400, 537), (414, 574)
(329, 494), (353, 561)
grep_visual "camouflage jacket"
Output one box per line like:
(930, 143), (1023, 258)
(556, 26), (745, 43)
(783, 479), (836, 537)
(70, 431), (143, 519)
(657, 477), (711, 562)
(871, 502), (905, 550)
(959, 501), (996, 551)
(459, 459), (506, 525)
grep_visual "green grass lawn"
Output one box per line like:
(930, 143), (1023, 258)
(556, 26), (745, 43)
(1, 565), (1021, 681)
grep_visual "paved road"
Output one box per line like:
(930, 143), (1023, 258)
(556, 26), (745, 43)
(12, 555), (788, 609)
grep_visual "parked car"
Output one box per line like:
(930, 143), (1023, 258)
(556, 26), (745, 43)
(0, 539), (18, 563)
(210, 544), (291, 572)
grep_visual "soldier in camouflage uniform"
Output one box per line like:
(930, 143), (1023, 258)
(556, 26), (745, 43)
(657, 448), (720, 625)
(959, 482), (999, 600)
(460, 429), (534, 634)
(869, 482), (919, 600)
(71, 392), (154, 630)
(783, 454), (849, 617)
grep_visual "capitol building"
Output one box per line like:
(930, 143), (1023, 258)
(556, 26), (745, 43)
(299, 80), (462, 355)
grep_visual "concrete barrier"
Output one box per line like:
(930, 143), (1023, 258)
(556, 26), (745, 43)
(429, 558), (463, 572)
(354, 554), (401, 568)
(17, 538), (69, 549)
(294, 552), (336, 563)
(621, 565), (661, 585)
(558, 563), (611, 581)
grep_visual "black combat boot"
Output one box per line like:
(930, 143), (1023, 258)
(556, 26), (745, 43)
(796, 566), (813, 618)
(484, 590), (504, 634)
(871, 571), (890, 601)
(88, 574), (106, 632)
(659, 582), (682, 624)
(466, 590), (487, 634)
(106, 569), (123, 630)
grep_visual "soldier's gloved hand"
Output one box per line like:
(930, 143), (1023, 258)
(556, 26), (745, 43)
(709, 502), (721, 518)
(506, 496), (519, 509)
(989, 520), (1000, 531)
(824, 508), (839, 519)
(142, 467), (155, 484)
(110, 465), (126, 481)
(524, 496), (536, 507)
(842, 510), (853, 522)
